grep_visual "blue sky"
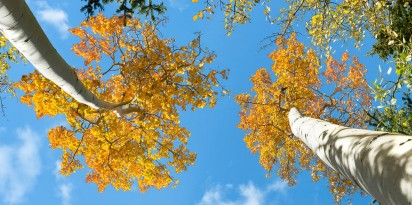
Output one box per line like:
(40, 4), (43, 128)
(0, 0), (391, 204)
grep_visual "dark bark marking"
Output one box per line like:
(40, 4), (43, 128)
(399, 139), (412, 146)
(24, 35), (31, 42)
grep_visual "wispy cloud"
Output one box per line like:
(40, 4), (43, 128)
(54, 160), (63, 180)
(198, 184), (236, 205)
(239, 183), (265, 205)
(168, 0), (189, 11)
(0, 127), (41, 205)
(35, 1), (70, 39)
(54, 160), (73, 205)
(58, 183), (73, 205)
(267, 180), (287, 194)
(198, 180), (288, 205)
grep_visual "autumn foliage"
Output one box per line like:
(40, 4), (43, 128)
(0, 35), (18, 77)
(0, 35), (22, 114)
(195, 0), (390, 51)
(15, 14), (227, 192)
(235, 33), (371, 201)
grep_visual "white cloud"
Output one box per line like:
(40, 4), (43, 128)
(35, 1), (70, 39)
(198, 184), (236, 205)
(239, 183), (264, 205)
(0, 127), (41, 205)
(54, 160), (74, 205)
(168, 0), (189, 11)
(54, 160), (63, 179)
(267, 180), (287, 194)
(198, 180), (288, 205)
(58, 183), (73, 205)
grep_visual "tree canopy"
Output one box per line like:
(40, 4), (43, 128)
(80, 0), (166, 20)
(371, 0), (412, 60)
(0, 35), (22, 115)
(194, 0), (389, 49)
(15, 14), (228, 192)
(235, 33), (371, 201)
(1, 0), (411, 203)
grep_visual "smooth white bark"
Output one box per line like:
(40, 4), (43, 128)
(289, 107), (412, 204)
(0, 0), (118, 111)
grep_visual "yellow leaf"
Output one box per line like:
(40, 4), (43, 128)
(205, 7), (214, 14)
(193, 14), (198, 21)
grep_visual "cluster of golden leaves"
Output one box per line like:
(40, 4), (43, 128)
(306, 0), (389, 48)
(193, 0), (259, 35)
(0, 34), (21, 113)
(0, 35), (16, 76)
(235, 33), (371, 201)
(15, 14), (228, 192)
(194, 0), (389, 47)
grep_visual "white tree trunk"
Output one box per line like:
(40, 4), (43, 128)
(289, 107), (412, 204)
(0, 0), (118, 111)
